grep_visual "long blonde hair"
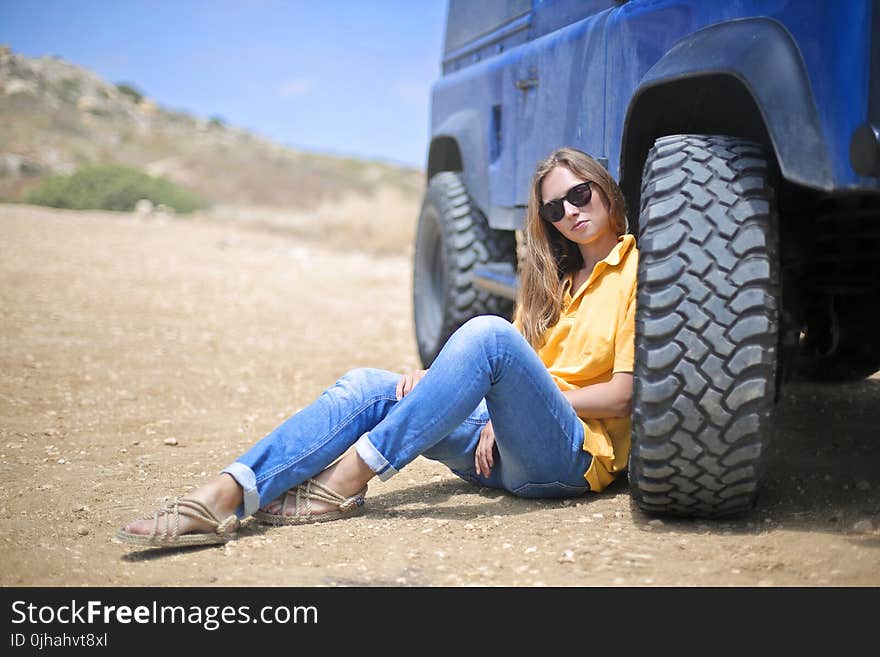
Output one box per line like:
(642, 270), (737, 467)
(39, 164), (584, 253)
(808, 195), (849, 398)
(517, 147), (627, 350)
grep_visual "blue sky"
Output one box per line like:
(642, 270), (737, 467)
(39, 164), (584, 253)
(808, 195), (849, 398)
(0, 0), (449, 167)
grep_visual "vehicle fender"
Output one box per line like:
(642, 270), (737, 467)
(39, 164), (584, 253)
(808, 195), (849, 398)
(622, 17), (833, 192)
(428, 109), (490, 215)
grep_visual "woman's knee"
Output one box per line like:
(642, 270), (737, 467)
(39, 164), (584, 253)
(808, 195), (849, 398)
(439, 315), (521, 363)
(447, 315), (522, 356)
(336, 367), (398, 398)
(455, 315), (518, 343)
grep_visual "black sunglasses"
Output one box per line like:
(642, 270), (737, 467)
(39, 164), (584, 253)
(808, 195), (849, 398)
(539, 181), (594, 223)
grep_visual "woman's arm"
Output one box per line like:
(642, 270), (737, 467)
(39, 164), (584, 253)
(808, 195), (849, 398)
(562, 372), (633, 419)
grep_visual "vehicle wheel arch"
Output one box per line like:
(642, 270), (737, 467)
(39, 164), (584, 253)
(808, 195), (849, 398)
(620, 73), (774, 233)
(427, 110), (491, 217)
(619, 17), (832, 233)
(427, 136), (463, 179)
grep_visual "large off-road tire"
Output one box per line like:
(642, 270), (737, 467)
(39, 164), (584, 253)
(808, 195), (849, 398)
(413, 171), (516, 366)
(630, 134), (780, 518)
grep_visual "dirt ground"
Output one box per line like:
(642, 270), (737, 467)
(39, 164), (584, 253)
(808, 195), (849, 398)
(1, 203), (878, 587)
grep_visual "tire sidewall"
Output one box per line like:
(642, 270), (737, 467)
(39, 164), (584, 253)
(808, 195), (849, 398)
(630, 134), (780, 517)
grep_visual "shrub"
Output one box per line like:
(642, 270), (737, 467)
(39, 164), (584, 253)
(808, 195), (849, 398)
(25, 164), (207, 213)
(59, 77), (82, 99)
(115, 82), (144, 104)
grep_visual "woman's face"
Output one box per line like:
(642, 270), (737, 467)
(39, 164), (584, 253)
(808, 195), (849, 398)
(540, 165), (615, 248)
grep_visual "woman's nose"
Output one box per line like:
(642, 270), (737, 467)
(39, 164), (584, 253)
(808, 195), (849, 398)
(563, 200), (580, 218)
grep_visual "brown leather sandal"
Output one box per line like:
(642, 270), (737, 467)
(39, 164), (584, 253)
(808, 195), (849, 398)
(254, 479), (367, 526)
(116, 497), (239, 547)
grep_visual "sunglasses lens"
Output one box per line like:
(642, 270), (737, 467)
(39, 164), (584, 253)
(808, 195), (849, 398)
(568, 183), (592, 207)
(540, 182), (593, 222)
(540, 202), (565, 222)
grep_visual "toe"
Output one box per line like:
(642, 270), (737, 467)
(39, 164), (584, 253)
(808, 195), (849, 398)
(123, 519), (148, 535)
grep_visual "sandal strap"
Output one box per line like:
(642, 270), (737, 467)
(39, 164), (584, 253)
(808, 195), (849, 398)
(280, 479), (367, 518)
(149, 497), (238, 539)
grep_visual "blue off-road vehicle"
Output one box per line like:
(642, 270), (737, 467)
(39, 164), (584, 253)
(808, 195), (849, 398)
(413, 0), (880, 517)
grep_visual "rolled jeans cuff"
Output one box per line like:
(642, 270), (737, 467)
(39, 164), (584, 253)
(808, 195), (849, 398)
(221, 462), (260, 518)
(355, 433), (398, 481)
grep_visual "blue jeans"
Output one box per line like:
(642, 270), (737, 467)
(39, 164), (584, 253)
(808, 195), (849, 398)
(222, 316), (592, 517)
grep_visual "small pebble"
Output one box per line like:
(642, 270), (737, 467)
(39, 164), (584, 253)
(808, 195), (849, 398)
(559, 550), (575, 563)
(77, 526), (89, 536)
(648, 519), (664, 527)
(57, 458), (66, 464)
(163, 437), (178, 446)
(852, 519), (873, 533)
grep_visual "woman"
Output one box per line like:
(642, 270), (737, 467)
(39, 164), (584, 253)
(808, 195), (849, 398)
(118, 147), (637, 546)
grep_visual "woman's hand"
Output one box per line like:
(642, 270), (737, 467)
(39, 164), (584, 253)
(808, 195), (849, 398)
(396, 369), (428, 400)
(475, 420), (496, 477)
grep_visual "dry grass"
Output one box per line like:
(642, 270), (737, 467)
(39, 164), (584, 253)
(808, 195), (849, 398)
(0, 83), (426, 235)
(197, 182), (422, 256)
(1, 51), (428, 258)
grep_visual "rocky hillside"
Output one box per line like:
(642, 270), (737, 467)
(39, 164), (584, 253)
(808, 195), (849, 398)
(0, 46), (423, 212)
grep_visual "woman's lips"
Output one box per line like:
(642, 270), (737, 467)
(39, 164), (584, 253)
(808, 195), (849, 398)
(572, 219), (590, 230)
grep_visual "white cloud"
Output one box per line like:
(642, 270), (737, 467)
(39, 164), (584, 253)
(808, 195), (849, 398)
(279, 78), (312, 98)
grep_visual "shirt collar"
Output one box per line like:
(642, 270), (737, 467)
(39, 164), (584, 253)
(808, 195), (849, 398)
(563, 234), (635, 299)
(604, 233), (636, 267)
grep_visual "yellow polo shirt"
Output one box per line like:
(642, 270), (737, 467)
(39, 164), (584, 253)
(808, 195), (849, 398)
(516, 234), (637, 491)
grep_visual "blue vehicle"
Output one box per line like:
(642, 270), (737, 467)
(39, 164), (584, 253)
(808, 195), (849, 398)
(413, 0), (880, 517)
